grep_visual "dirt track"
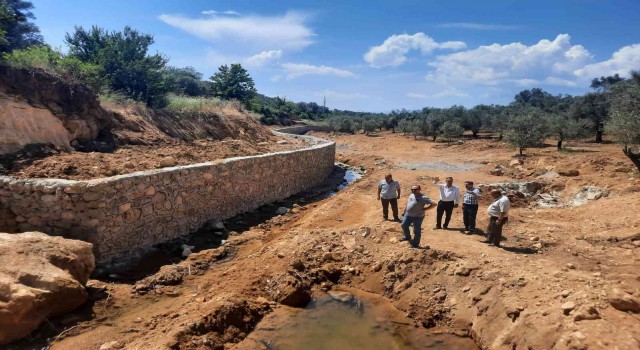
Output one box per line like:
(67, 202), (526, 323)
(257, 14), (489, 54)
(11, 131), (640, 350)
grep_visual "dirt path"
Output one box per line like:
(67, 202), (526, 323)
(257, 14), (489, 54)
(14, 131), (640, 350)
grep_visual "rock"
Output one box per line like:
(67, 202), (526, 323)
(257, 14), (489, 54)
(275, 207), (289, 215)
(389, 237), (398, 244)
(291, 260), (305, 272)
(510, 159), (524, 167)
(566, 263), (576, 269)
(328, 291), (354, 303)
(159, 156), (177, 168)
(257, 142), (269, 146)
(276, 140), (288, 145)
(538, 171), (559, 180)
(561, 290), (571, 298)
(558, 170), (580, 177)
(267, 273), (311, 307)
(372, 262), (383, 272)
(608, 288), (640, 313)
(490, 168), (504, 176)
(573, 304), (601, 321)
(123, 162), (135, 169)
(256, 297), (271, 305)
(181, 244), (194, 257)
(0, 232), (95, 345)
(454, 267), (473, 277)
(561, 301), (576, 315)
(362, 227), (371, 238)
(205, 220), (225, 230)
(533, 242), (543, 249)
(276, 252), (285, 258)
(587, 192), (602, 200)
(529, 236), (540, 241)
(99, 341), (120, 350)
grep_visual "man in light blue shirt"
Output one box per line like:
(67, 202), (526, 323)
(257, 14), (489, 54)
(377, 173), (401, 221)
(400, 185), (435, 248)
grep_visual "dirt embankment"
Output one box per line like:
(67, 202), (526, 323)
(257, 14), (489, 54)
(10, 131), (637, 350)
(0, 66), (305, 180)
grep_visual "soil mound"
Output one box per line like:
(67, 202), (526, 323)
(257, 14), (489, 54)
(0, 66), (301, 180)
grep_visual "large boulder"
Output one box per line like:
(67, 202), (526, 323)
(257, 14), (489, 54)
(0, 232), (95, 344)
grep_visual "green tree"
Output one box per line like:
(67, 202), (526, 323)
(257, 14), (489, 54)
(210, 63), (256, 107)
(505, 111), (548, 156)
(440, 120), (464, 142)
(606, 71), (640, 171)
(362, 119), (377, 135)
(163, 66), (206, 96)
(462, 107), (484, 138)
(65, 26), (168, 107)
(546, 113), (590, 150)
(0, 0), (42, 53)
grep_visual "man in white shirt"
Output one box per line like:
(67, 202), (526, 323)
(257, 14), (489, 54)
(433, 176), (460, 230)
(482, 189), (510, 247)
(377, 173), (401, 221)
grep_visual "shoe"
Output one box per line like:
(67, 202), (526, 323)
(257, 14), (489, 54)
(393, 217), (401, 222)
(398, 237), (409, 242)
(383, 217), (389, 221)
(459, 229), (466, 233)
(443, 226), (448, 229)
(480, 240), (491, 244)
(410, 244), (420, 249)
(463, 230), (471, 234)
(434, 226), (442, 230)
(488, 243), (500, 247)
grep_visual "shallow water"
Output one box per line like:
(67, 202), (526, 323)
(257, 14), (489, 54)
(337, 169), (363, 190)
(239, 291), (478, 350)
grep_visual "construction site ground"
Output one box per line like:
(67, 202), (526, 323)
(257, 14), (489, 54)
(9, 131), (640, 350)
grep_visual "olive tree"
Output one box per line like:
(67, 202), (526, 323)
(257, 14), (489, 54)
(606, 71), (640, 171)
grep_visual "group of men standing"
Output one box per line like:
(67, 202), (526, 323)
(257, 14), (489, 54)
(377, 174), (510, 248)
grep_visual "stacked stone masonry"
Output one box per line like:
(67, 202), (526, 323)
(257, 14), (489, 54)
(0, 127), (335, 264)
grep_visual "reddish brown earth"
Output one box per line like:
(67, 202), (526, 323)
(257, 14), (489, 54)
(4, 136), (307, 180)
(7, 131), (640, 350)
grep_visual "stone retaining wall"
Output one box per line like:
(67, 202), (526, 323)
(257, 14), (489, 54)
(0, 131), (335, 263)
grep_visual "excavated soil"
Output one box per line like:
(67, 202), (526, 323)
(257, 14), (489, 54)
(2, 137), (308, 180)
(7, 132), (640, 350)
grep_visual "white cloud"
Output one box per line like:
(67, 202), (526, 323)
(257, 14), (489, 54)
(202, 10), (240, 16)
(159, 11), (314, 50)
(364, 33), (466, 68)
(545, 76), (577, 87)
(437, 22), (519, 30)
(318, 90), (369, 101)
(244, 50), (283, 67)
(574, 44), (640, 79)
(407, 88), (469, 99)
(407, 92), (429, 99)
(281, 63), (356, 79)
(426, 34), (593, 86)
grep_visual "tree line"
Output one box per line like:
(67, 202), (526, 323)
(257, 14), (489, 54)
(1, 0), (639, 169)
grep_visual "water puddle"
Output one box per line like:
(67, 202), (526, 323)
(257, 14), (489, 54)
(237, 290), (478, 350)
(337, 168), (363, 190)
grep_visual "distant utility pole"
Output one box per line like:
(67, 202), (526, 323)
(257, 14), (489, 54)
(323, 94), (327, 113)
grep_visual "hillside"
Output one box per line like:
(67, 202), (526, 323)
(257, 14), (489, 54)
(0, 66), (305, 179)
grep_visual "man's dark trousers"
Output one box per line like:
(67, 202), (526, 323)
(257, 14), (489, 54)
(381, 198), (399, 220)
(462, 203), (479, 231)
(436, 200), (455, 228)
(487, 216), (508, 246)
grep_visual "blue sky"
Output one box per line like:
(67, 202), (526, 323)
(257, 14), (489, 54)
(33, 0), (640, 112)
